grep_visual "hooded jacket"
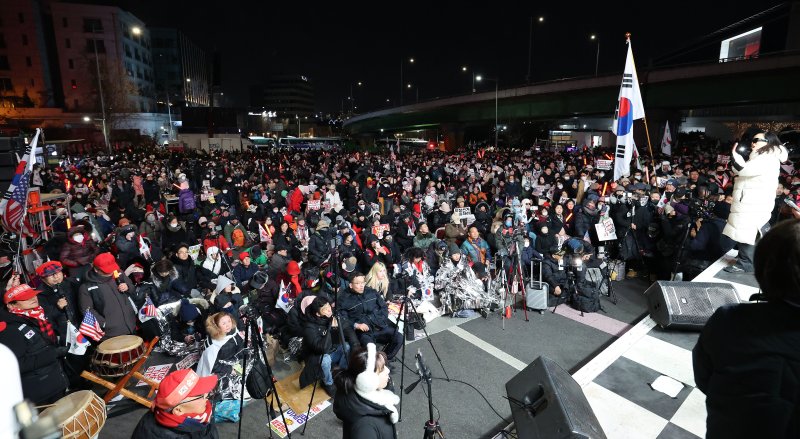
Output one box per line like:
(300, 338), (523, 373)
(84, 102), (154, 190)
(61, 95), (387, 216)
(333, 389), (397, 439)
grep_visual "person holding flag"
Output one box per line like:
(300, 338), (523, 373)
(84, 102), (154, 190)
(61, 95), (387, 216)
(0, 283), (70, 405)
(0, 128), (40, 236)
(612, 35), (646, 182)
(661, 122), (673, 156)
(78, 253), (137, 339)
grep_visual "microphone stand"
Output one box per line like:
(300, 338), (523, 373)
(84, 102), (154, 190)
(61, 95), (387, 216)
(405, 350), (444, 439)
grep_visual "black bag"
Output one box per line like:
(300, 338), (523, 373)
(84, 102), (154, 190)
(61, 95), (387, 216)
(572, 282), (601, 313)
(246, 357), (271, 399)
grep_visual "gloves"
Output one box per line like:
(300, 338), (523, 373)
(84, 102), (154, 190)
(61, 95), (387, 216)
(55, 346), (69, 358)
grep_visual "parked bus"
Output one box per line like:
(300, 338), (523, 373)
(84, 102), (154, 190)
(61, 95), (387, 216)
(277, 136), (342, 151)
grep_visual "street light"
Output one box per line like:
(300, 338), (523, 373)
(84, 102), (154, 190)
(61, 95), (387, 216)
(590, 34), (600, 76)
(475, 75), (499, 149)
(83, 115), (108, 152)
(407, 83), (419, 103)
(462, 66), (477, 93)
(350, 81), (363, 115)
(90, 22), (110, 154)
(400, 57), (414, 105)
(131, 26), (141, 36)
(526, 16), (545, 84)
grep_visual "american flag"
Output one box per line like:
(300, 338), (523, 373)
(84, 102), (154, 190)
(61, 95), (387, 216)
(138, 296), (158, 322)
(0, 128), (40, 233)
(79, 310), (105, 342)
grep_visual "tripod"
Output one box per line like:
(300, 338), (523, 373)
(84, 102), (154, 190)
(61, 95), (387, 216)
(389, 291), (449, 422)
(550, 262), (583, 316)
(405, 350), (444, 439)
(301, 239), (349, 435)
(670, 217), (695, 281)
(498, 240), (529, 330)
(237, 310), (290, 439)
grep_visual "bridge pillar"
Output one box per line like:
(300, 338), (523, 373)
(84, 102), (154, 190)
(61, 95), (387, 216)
(440, 124), (466, 152)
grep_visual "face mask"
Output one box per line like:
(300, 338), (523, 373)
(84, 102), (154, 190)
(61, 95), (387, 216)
(222, 189), (228, 194)
(73, 234), (85, 243)
(634, 175), (642, 180)
(523, 240), (530, 248)
(541, 211), (548, 217)
(557, 184), (563, 189)
(170, 222), (178, 228)
(639, 198), (648, 206)
(504, 219), (513, 228)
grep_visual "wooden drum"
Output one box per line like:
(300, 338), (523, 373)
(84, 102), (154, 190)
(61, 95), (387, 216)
(91, 335), (145, 377)
(39, 390), (106, 439)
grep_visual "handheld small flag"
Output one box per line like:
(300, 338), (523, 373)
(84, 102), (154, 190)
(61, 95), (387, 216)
(66, 321), (91, 355)
(79, 310), (105, 342)
(138, 296), (158, 322)
(661, 122), (672, 156)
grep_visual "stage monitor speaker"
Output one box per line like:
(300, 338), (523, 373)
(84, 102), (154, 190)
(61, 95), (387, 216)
(505, 356), (606, 439)
(645, 281), (740, 330)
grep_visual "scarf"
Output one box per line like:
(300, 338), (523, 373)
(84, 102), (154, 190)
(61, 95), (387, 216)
(466, 237), (487, 264)
(154, 400), (213, 428)
(10, 306), (56, 343)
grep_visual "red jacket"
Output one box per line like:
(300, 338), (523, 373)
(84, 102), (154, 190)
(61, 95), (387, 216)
(288, 188), (304, 214)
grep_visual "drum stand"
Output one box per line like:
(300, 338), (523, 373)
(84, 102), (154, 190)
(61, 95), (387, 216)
(80, 336), (160, 409)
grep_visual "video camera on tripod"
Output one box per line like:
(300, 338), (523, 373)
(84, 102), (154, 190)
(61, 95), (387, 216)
(687, 195), (716, 220)
(603, 190), (644, 206)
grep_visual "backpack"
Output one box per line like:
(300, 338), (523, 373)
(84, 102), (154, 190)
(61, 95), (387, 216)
(572, 287), (601, 313)
(245, 357), (271, 400)
(232, 228), (246, 248)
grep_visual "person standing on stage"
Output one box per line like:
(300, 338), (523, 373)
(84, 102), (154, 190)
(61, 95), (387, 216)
(722, 131), (787, 273)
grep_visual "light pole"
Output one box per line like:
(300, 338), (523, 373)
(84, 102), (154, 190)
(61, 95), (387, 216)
(90, 23), (111, 154)
(407, 83), (419, 104)
(400, 57), (414, 105)
(526, 16), (544, 84)
(462, 66), (477, 93)
(590, 34), (600, 77)
(476, 75), (499, 149)
(350, 81), (362, 115)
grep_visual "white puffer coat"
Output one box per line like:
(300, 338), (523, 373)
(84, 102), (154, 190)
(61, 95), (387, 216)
(723, 145), (788, 244)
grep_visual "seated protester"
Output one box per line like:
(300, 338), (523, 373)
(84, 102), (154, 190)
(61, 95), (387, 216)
(203, 222), (231, 256)
(152, 259), (190, 305)
(299, 296), (350, 397)
(308, 217), (332, 267)
(426, 240), (447, 276)
(162, 216), (195, 256)
(364, 234), (393, 271)
(267, 244), (291, 279)
(224, 216), (251, 250)
(197, 312), (246, 402)
(534, 224), (559, 257)
(60, 225), (100, 281)
(35, 261), (79, 342)
(379, 233), (402, 272)
(232, 252), (258, 292)
(339, 272), (403, 360)
(366, 262), (402, 300)
(78, 253), (138, 339)
(413, 222), (437, 250)
(164, 298), (210, 346)
(209, 275), (244, 327)
(131, 369), (219, 439)
(444, 212), (467, 244)
(461, 225), (491, 265)
(115, 224), (142, 269)
(171, 243), (206, 294)
(249, 271), (287, 335)
(435, 243), (496, 316)
(199, 246), (229, 290)
(333, 344), (398, 438)
(139, 211), (164, 248)
(124, 262), (161, 341)
(0, 283), (69, 405)
(341, 232), (363, 265)
(519, 236), (543, 269)
(399, 247), (435, 301)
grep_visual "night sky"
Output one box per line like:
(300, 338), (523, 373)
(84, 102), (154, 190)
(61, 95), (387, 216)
(77, 0), (785, 113)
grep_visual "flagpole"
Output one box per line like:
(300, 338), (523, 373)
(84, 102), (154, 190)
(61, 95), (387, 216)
(642, 116), (657, 170)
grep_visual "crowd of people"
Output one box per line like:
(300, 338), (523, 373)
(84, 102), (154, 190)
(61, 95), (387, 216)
(2, 127), (799, 437)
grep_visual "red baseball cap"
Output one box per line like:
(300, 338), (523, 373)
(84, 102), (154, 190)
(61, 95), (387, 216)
(238, 252), (250, 262)
(93, 252), (120, 274)
(36, 261), (64, 278)
(154, 369), (218, 410)
(4, 284), (41, 304)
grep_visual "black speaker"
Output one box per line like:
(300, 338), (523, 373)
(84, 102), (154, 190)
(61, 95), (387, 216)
(645, 281), (740, 330)
(505, 356), (606, 439)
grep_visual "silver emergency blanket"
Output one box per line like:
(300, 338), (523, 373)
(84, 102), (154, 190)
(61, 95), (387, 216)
(435, 257), (500, 313)
(155, 300), (201, 357)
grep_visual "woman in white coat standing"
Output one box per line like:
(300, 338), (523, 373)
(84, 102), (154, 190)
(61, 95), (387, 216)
(722, 131), (787, 273)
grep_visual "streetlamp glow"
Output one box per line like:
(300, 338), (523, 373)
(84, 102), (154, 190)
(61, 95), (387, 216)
(527, 15), (545, 83)
(461, 66), (467, 72)
(131, 26), (141, 35)
(590, 34), (600, 76)
(186, 78), (191, 82)
(400, 57), (415, 105)
(475, 75), (499, 149)
(83, 116), (91, 122)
